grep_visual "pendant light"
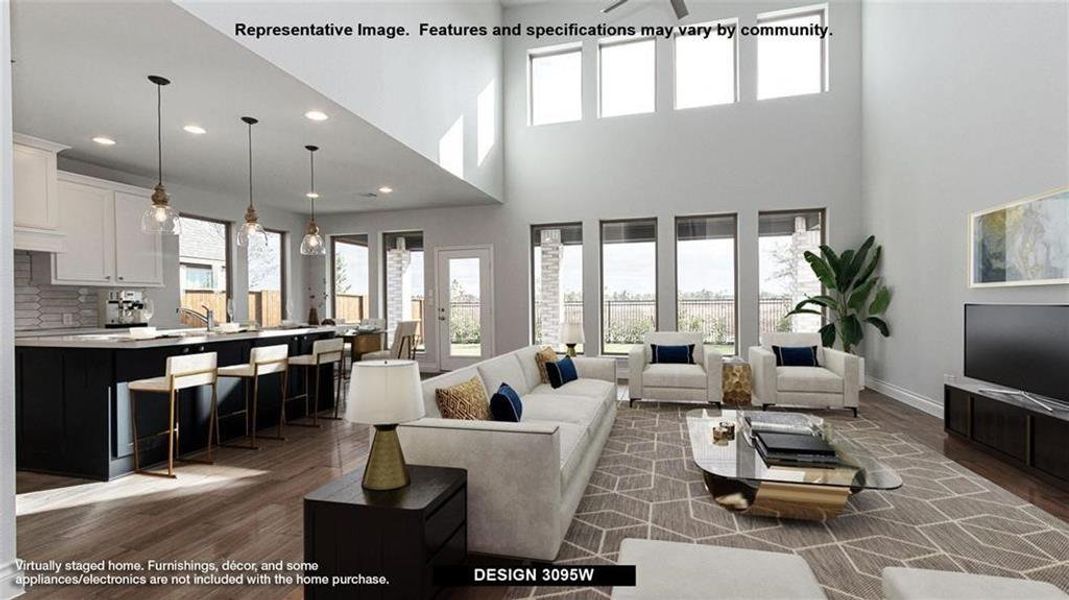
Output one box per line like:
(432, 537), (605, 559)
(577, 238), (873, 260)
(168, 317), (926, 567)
(299, 145), (326, 256)
(235, 116), (267, 248)
(140, 75), (180, 235)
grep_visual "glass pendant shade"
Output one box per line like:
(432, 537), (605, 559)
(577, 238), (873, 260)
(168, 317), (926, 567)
(300, 221), (326, 255)
(141, 184), (181, 234)
(142, 75), (179, 235)
(236, 220), (267, 248)
(236, 205), (267, 248)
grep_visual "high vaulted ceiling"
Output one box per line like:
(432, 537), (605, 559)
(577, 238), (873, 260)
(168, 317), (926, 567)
(11, 0), (498, 214)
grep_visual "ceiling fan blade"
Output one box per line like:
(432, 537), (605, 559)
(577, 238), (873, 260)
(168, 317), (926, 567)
(602, 0), (630, 14)
(669, 0), (689, 19)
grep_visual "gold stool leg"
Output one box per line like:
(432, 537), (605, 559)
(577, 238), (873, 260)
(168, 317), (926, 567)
(166, 388), (176, 478)
(130, 390), (140, 472)
(250, 375), (259, 449)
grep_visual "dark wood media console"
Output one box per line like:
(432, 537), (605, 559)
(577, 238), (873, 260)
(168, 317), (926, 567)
(944, 383), (1069, 491)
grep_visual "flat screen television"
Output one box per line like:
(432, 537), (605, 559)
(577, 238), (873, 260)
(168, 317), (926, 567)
(964, 304), (1069, 404)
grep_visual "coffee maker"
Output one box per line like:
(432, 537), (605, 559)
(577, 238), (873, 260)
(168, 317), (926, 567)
(102, 290), (149, 328)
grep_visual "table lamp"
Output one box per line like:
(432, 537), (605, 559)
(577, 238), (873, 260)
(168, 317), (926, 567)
(560, 322), (585, 357)
(345, 359), (425, 490)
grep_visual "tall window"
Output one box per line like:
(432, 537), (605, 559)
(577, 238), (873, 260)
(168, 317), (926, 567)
(757, 4), (828, 100)
(178, 215), (229, 324)
(529, 43), (582, 126)
(675, 19), (738, 109)
(383, 231), (425, 351)
(676, 215), (737, 355)
(599, 37), (656, 118)
(247, 229), (285, 327)
(332, 234), (370, 324)
(601, 219), (657, 354)
(758, 210), (825, 334)
(532, 223), (584, 353)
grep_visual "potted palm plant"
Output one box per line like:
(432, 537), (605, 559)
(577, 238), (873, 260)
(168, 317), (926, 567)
(785, 235), (892, 389)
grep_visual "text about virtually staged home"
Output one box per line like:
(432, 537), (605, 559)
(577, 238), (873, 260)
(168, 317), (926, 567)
(1, 0), (1068, 599)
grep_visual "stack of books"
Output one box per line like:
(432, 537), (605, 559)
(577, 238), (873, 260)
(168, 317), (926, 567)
(743, 415), (840, 468)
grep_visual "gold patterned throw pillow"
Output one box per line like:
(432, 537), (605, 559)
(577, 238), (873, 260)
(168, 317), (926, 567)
(436, 376), (490, 420)
(535, 346), (558, 384)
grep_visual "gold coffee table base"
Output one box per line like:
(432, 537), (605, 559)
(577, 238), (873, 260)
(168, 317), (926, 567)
(705, 471), (852, 521)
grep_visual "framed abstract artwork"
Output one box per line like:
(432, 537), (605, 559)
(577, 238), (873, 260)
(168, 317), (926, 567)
(970, 187), (1069, 287)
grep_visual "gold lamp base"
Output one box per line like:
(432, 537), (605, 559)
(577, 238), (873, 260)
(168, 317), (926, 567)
(362, 424), (410, 491)
(565, 344), (578, 357)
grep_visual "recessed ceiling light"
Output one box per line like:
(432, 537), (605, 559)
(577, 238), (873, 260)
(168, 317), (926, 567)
(378, 186), (393, 194)
(92, 136), (116, 146)
(183, 124), (206, 135)
(304, 110), (329, 121)
(306, 192), (319, 199)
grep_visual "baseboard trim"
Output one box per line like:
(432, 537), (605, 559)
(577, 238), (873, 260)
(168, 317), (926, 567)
(868, 376), (943, 419)
(0, 559), (24, 599)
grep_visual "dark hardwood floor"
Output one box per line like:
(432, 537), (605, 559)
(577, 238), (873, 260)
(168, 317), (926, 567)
(13, 387), (1067, 599)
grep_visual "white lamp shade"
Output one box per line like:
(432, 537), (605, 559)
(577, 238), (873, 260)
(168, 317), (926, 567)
(560, 322), (585, 344)
(345, 359), (425, 425)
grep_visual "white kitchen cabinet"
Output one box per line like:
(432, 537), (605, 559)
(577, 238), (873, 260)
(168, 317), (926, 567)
(36, 172), (164, 288)
(13, 134), (69, 252)
(113, 190), (163, 285)
(52, 177), (115, 284)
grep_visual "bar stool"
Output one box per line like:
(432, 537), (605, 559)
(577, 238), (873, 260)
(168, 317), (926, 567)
(216, 344), (289, 450)
(286, 338), (344, 426)
(128, 352), (219, 479)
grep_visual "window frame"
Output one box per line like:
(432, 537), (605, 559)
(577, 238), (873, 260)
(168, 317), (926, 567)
(672, 18), (739, 110)
(528, 42), (584, 127)
(178, 213), (232, 301)
(597, 35), (658, 119)
(673, 213), (739, 356)
(331, 233), (371, 322)
(530, 222), (584, 352)
(244, 227), (287, 325)
(757, 208), (828, 334)
(599, 217), (659, 356)
(755, 3), (829, 100)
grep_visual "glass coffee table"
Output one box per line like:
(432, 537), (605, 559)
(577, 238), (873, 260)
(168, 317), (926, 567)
(686, 408), (903, 521)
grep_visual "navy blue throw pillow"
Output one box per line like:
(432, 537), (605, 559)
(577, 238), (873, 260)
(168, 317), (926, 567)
(772, 345), (820, 367)
(546, 356), (579, 388)
(490, 383), (523, 422)
(651, 344), (695, 365)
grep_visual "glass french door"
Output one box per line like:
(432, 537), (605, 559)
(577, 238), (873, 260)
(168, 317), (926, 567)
(436, 247), (493, 371)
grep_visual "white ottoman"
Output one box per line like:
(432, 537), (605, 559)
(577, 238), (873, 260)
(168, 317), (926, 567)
(613, 539), (827, 600)
(882, 567), (1068, 600)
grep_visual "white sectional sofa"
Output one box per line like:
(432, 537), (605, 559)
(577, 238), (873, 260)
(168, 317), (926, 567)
(397, 346), (617, 561)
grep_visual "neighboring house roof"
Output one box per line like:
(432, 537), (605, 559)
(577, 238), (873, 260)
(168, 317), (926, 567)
(179, 217), (227, 262)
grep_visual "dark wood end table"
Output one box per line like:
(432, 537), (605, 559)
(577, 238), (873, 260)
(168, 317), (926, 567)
(304, 464), (467, 599)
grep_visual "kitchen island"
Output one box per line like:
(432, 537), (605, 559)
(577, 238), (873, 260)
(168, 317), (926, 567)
(15, 326), (341, 480)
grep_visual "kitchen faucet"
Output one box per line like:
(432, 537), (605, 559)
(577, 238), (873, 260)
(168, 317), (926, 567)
(177, 306), (216, 331)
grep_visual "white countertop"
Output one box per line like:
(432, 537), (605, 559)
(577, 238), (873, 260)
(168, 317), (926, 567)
(14, 325), (340, 349)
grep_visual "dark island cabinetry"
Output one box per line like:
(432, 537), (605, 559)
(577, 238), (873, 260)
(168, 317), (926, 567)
(945, 383), (1069, 490)
(16, 328), (339, 480)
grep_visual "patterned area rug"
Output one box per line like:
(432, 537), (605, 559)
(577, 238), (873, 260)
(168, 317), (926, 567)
(508, 402), (1069, 599)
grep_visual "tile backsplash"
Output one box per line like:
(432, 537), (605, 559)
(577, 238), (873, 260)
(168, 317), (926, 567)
(14, 250), (99, 331)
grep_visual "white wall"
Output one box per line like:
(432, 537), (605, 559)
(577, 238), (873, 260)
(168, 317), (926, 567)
(57, 157), (313, 328)
(313, 0), (865, 369)
(0, 3), (23, 596)
(177, 0), (505, 201)
(861, 0), (1069, 411)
